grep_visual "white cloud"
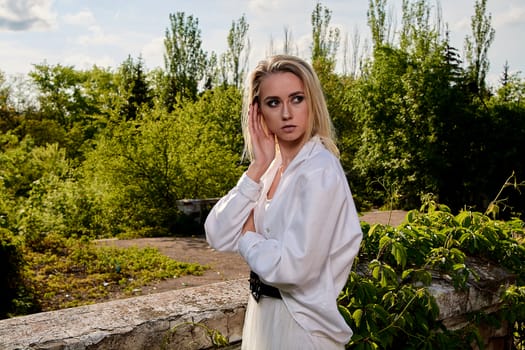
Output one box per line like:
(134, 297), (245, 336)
(494, 6), (525, 28)
(141, 36), (165, 70)
(0, 40), (46, 74)
(450, 16), (471, 33)
(62, 9), (119, 47)
(0, 0), (56, 31)
(76, 25), (119, 46)
(247, 0), (280, 13)
(63, 9), (96, 27)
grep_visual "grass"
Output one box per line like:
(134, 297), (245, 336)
(23, 234), (209, 311)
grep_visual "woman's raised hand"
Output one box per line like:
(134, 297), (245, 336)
(246, 101), (275, 182)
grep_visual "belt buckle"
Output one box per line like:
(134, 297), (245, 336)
(249, 272), (262, 302)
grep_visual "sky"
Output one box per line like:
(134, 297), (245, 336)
(1, 0), (524, 87)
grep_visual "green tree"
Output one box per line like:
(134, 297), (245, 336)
(203, 51), (219, 90)
(311, 2), (340, 71)
(351, 0), (470, 208)
(464, 0), (495, 97)
(0, 134), (41, 198)
(29, 63), (92, 130)
(80, 86), (244, 235)
(0, 70), (16, 133)
(163, 12), (207, 110)
(367, 0), (388, 50)
(496, 61), (525, 105)
(14, 143), (97, 244)
(224, 15), (250, 89)
(80, 65), (119, 120)
(28, 64), (120, 161)
(0, 72), (39, 134)
(117, 55), (153, 121)
(0, 131), (101, 242)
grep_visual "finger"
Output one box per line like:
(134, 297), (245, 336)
(253, 104), (263, 136)
(248, 104), (258, 137)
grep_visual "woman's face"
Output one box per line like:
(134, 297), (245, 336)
(258, 72), (309, 145)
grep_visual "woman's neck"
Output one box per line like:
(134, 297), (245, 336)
(278, 139), (306, 169)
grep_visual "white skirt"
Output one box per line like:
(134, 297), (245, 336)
(241, 295), (344, 350)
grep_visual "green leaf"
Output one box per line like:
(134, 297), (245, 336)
(211, 329), (229, 346)
(406, 209), (419, 223)
(338, 304), (352, 324)
(391, 241), (407, 268)
(379, 235), (392, 251)
(353, 308), (364, 328)
(401, 268), (414, 280)
(368, 223), (383, 237)
(453, 263), (466, 271)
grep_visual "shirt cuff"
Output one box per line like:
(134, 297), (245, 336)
(238, 231), (265, 261)
(237, 172), (262, 202)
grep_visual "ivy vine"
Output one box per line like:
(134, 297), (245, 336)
(339, 199), (525, 349)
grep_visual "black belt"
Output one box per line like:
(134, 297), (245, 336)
(249, 271), (282, 302)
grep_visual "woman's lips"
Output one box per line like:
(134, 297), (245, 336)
(282, 125), (296, 132)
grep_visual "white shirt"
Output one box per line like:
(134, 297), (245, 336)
(204, 136), (363, 344)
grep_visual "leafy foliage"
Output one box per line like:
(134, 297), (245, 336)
(344, 0), (525, 215)
(80, 86), (244, 236)
(116, 55), (153, 121)
(464, 0), (495, 96)
(500, 285), (525, 348)
(163, 12), (208, 109)
(221, 15), (250, 89)
(311, 2), (340, 70)
(339, 199), (525, 349)
(0, 228), (38, 318)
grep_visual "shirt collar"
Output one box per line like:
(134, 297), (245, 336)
(262, 135), (324, 181)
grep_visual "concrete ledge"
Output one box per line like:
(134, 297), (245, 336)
(0, 279), (249, 350)
(429, 258), (514, 328)
(0, 258), (514, 350)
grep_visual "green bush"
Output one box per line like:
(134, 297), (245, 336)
(341, 200), (525, 349)
(0, 228), (39, 318)
(79, 87), (244, 237)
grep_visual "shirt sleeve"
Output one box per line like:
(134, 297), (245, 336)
(238, 164), (360, 292)
(204, 172), (262, 252)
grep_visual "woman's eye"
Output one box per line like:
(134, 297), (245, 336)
(292, 95), (305, 104)
(266, 99), (279, 107)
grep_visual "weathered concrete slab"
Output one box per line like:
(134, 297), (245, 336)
(0, 279), (248, 350)
(0, 255), (515, 350)
(428, 257), (514, 328)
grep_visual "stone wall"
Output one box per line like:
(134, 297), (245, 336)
(0, 259), (515, 350)
(0, 279), (247, 350)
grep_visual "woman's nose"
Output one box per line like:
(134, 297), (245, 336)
(282, 104), (291, 120)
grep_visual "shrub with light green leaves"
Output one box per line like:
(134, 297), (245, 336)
(0, 228), (39, 318)
(340, 200), (525, 349)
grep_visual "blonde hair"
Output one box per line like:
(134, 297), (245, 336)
(241, 55), (339, 160)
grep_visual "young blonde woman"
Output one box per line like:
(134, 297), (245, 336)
(205, 55), (362, 349)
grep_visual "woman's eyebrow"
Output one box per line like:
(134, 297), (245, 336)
(288, 90), (304, 97)
(263, 91), (304, 101)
